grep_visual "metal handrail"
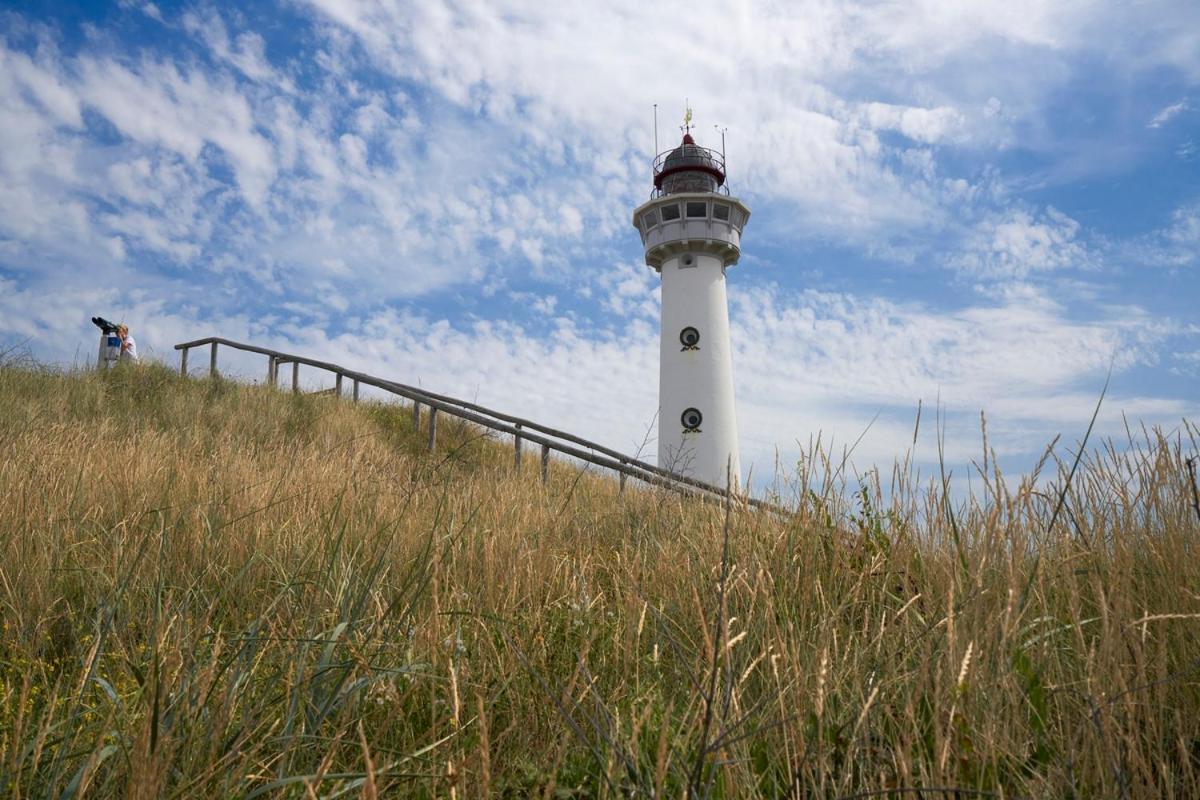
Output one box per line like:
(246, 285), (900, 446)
(173, 336), (789, 514)
(650, 184), (731, 200)
(652, 143), (725, 176)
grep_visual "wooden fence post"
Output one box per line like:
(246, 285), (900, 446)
(541, 444), (550, 484)
(427, 408), (438, 452)
(335, 373), (343, 397)
(514, 423), (522, 468)
(619, 473), (627, 494)
(292, 362), (299, 394)
(209, 342), (218, 378)
(413, 401), (422, 430)
(352, 379), (360, 403)
(267, 356), (276, 386)
(180, 347), (188, 377)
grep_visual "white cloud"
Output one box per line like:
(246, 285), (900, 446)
(1148, 99), (1188, 129)
(1172, 349), (1200, 376)
(594, 260), (658, 319)
(733, 284), (1147, 408)
(298, 0), (1200, 234)
(0, 25), (623, 307)
(3, 0), (1190, 311)
(858, 103), (966, 145)
(76, 54), (277, 206)
(298, 0), (1004, 238)
(182, 8), (295, 91)
(1121, 204), (1200, 270)
(730, 283), (1191, 468)
(1, 46), (82, 127)
(117, 1), (165, 22)
(954, 207), (1095, 280)
(1163, 205), (1200, 249)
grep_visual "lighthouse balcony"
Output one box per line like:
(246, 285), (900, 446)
(632, 193), (751, 270)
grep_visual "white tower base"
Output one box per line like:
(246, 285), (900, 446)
(658, 252), (740, 487)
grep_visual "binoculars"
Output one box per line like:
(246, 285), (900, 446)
(91, 316), (120, 335)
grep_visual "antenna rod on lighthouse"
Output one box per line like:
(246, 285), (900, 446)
(653, 104), (659, 156)
(715, 124), (727, 170)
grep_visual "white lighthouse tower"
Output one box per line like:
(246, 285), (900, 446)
(632, 114), (751, 489)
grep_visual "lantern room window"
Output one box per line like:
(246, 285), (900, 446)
(712, 204), (730, 221)
(660, 204), (681, 221)
(686, 201), (708, 218)
(641, 209), (658, 229)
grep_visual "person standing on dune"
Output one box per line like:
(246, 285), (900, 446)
(117, 324), (139, 363)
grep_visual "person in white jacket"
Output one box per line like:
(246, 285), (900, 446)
(117, 324), (139, 362)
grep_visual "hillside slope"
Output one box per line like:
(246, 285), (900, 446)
(1, 363), (1198, 798)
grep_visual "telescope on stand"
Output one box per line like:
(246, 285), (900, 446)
(92, 316), (121, 369)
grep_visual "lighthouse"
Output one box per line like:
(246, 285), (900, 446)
(632, 114), (751, 489)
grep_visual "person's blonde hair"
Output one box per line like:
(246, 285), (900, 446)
(117, 324), (128, 335)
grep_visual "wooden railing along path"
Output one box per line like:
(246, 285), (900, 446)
(175, 336), (787, 513)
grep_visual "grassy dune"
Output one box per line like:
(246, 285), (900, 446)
(1, 362), (1198, 798)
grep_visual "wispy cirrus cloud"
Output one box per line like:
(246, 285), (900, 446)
(1148, 99), (1189, 128)
(953, 207), (1096, 281)
(1118, 204), (1200, 270)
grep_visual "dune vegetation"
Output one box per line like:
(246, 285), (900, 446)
(1, 360), (1198, 798)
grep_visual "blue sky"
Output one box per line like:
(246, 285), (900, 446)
(2, 0), (1197, 487)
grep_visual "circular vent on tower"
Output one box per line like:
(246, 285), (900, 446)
(679, 327), (700, 350)
(681, 407), (703, 432)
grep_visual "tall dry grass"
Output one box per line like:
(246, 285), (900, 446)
(0, 361), (1198, 798)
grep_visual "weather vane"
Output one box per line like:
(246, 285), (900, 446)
(683, 100), (693, 134)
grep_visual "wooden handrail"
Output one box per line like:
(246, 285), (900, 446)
(175, 336), (789, 514)
(178, 338), (730, 497)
